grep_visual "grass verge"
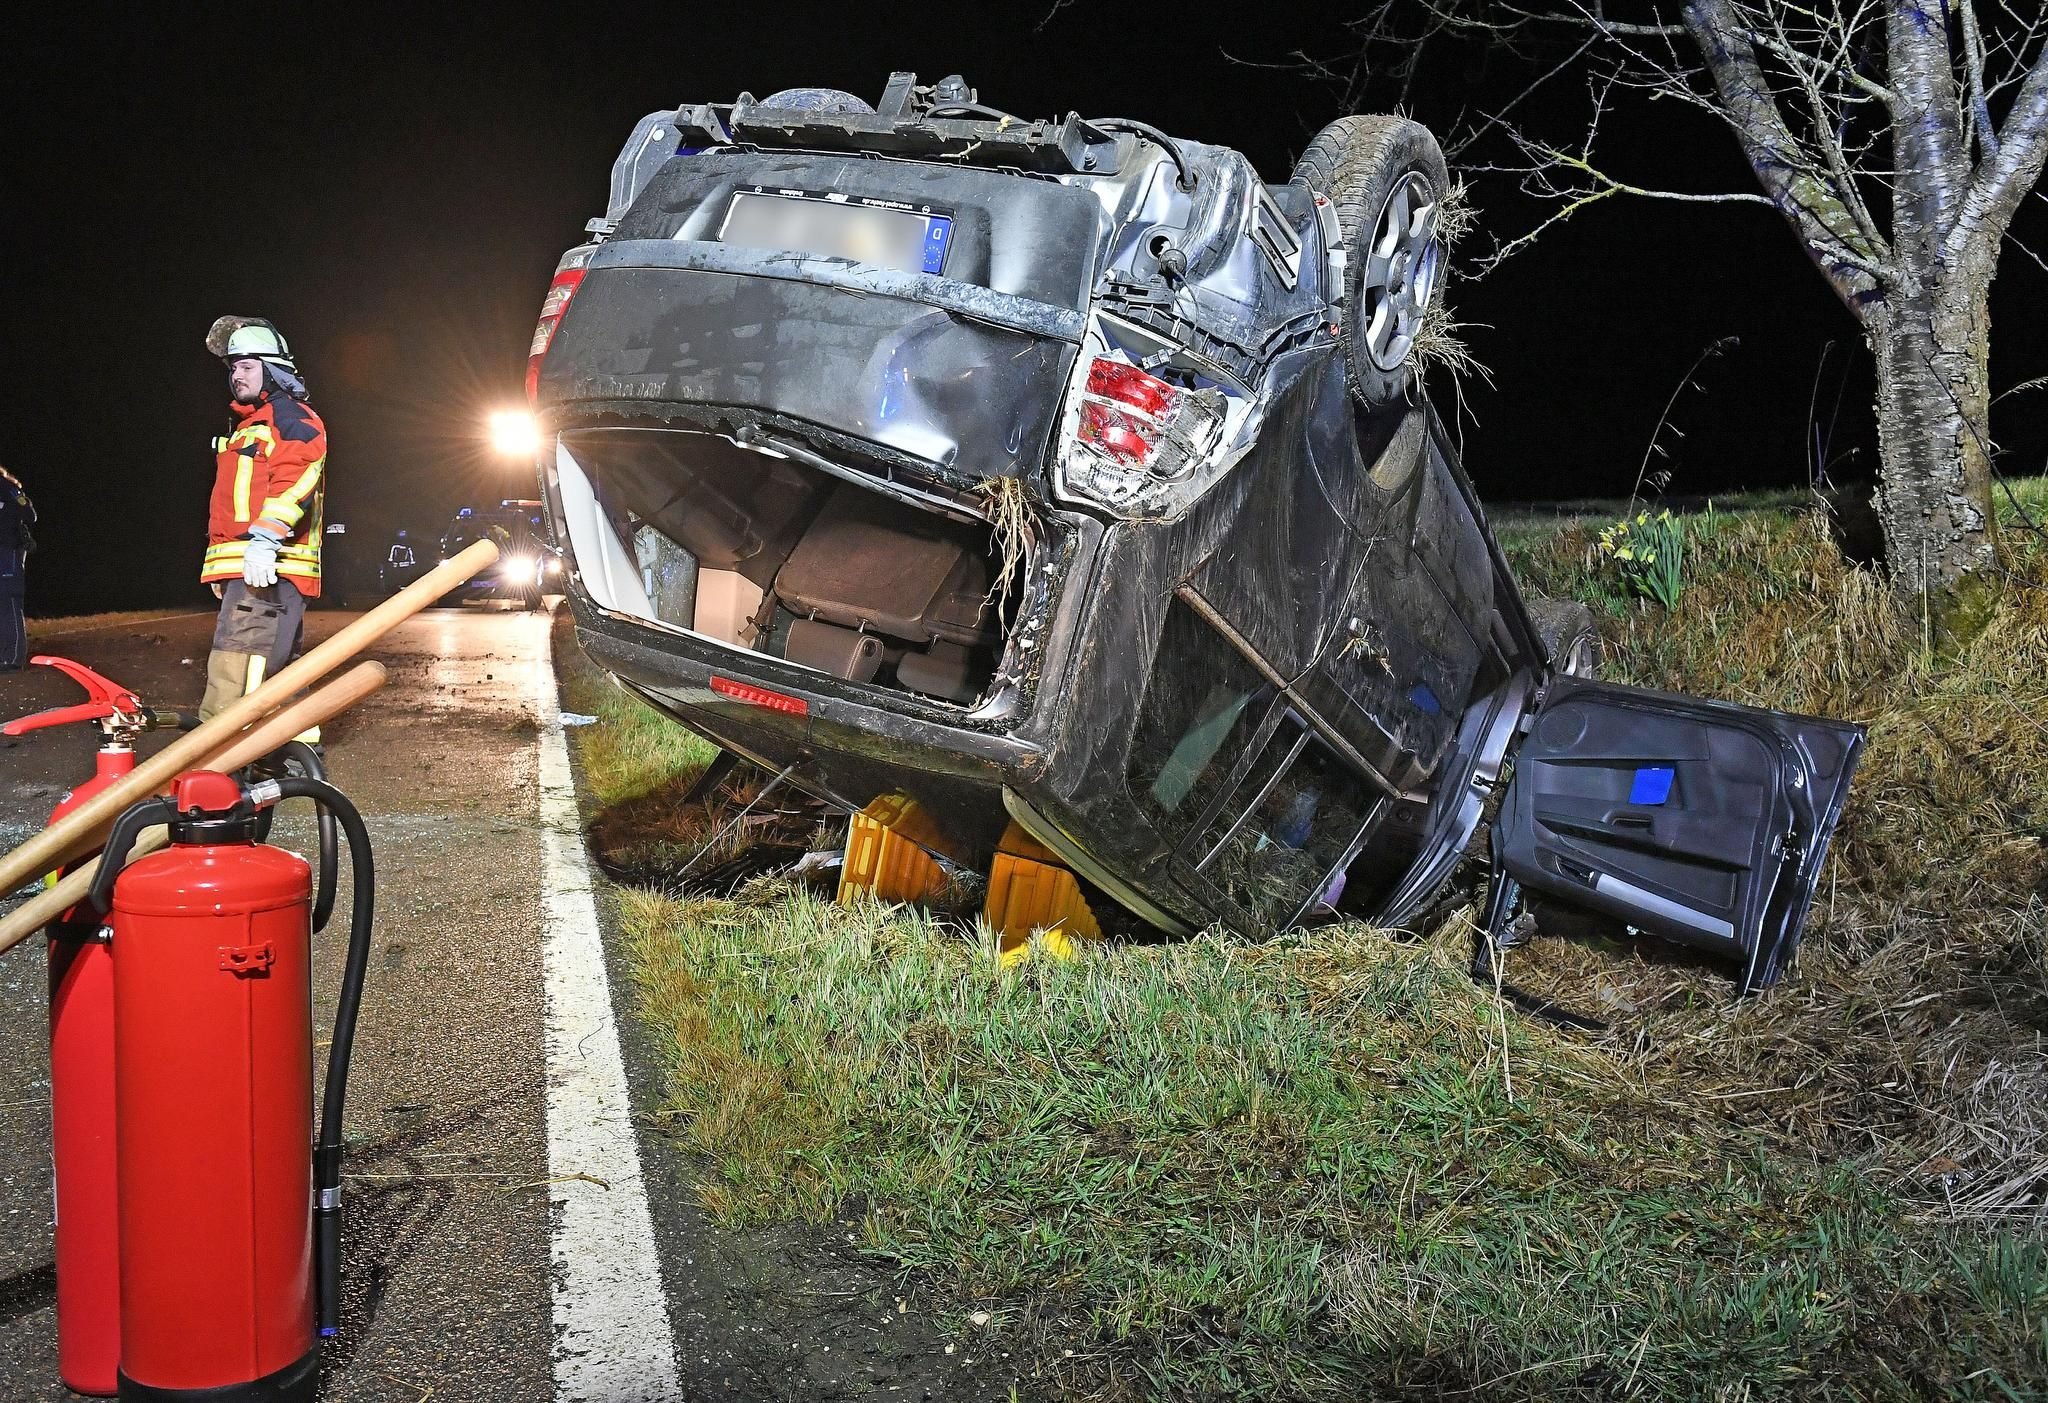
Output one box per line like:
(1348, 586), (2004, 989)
(553, 497), (2048, 1399)
(25, 607), (210, 639)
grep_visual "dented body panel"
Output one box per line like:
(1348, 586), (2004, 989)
(534, 82), (1862, 989)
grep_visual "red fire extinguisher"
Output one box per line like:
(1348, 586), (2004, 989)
(3, 657), (158, 1396)
(84, 768), (375, 1403)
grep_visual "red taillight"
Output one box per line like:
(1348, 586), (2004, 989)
(524, 266), (586, 402)
(1061, 353), (1227, 514)
(1077, 403), (1153, 464)
(1075, 357), (1183, 467)
(708, 676), (809, 716)
(1085, 358), (1176, 417)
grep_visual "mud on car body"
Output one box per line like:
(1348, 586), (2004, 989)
(528, 73), (1863, 991)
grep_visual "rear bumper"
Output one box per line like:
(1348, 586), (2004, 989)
(571, 594), (1046, 851)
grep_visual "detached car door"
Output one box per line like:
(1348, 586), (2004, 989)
(1497, 678), (1864, 992)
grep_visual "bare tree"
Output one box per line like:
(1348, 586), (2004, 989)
(1335, 0), (2048, 640)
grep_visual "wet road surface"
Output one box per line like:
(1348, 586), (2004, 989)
(0, 603), (1038, 1403)
(0, 606), (558, 1402)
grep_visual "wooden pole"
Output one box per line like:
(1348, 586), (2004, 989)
(0, 662), (387, 956)
(0, 540), (496, 897)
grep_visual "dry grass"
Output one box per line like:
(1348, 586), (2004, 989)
(552, 614), (818, 884)
(975, 475), (1037, 622)
(1416, 179), (1492, 396)
(1501, 504), (2048, 1222)
(558, 501), (2048, 1398)
(26, 607), (210, 639)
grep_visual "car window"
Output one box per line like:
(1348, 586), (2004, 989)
(1193, 720), (1380, 928)
(1127, 599), (1276, 834)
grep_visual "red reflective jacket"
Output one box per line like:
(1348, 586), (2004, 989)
(203, 390), (326, 596)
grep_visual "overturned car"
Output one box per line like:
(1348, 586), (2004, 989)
(527, 75), (1863, 991)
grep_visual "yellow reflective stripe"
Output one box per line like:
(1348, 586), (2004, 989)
(278, 457), (323, 504)
(258, 457), (324, 529)
(223, 425), (280, 525)
(245, 656), (266, 693)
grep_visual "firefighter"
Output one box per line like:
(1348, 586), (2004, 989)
(0, 465), (35, 671)
(383, 529), (417, 595)
(198, 316), (327, 727)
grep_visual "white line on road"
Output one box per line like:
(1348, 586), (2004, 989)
(532, 627), (683, 1403)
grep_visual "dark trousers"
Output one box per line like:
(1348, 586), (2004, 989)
(199, 578), (307, 721)
(0, 593), (21, 671)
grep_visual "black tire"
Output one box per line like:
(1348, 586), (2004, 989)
(1291, 116), (1449, 410)
(1527, 598), (1603, 679)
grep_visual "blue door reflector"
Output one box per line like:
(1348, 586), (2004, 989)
(1629, 766), (1675, 805)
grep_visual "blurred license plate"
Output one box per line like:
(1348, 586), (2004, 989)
(717, 189), (953, 276)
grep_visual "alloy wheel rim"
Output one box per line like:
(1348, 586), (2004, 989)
(1562, 634), (1599, 678)
(1358, 171), (1442, 373)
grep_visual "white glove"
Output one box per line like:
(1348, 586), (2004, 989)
(243, 535), (280, 589)
(211, 583), (224, 599)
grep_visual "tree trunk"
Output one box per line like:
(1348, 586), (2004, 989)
(1867, 277), (2001, 647)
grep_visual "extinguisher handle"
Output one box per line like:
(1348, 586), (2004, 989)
(86, 795), (179, 916)
(2, 656), (149, 736)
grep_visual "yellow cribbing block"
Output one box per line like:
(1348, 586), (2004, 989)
(838, 793), (950, 907)
(985, 821), (1100, 968)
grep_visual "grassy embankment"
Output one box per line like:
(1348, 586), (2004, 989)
(25, 608), (210, 640)
(557, 486), (2048, 1400)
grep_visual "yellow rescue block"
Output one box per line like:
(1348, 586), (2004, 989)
(984, 822), (1100, 967)
(838, 793), (951, 907)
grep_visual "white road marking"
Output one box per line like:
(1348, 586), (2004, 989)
(532, 627), (683, 1402)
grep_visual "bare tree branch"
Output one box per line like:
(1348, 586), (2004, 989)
(1475, 138), (1778, 267)
(1949, 34), (2048, 260)
(1755, 2), (1896, 264)
(1445, 29), (1604, 155)
(1742, 19), (1898, 105)
(1683, 0), (1887, 311)
(1958, 0), (2002, 161)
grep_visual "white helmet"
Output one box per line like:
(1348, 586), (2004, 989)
(205, 315), (297, 373)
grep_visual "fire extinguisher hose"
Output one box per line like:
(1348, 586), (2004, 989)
(267, 775), (372, 1339)
(273, 741), (340, 934)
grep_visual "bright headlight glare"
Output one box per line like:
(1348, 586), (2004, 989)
(487, 408), (543, 458)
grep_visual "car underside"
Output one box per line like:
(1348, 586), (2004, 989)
(529, 74), (1865, 993)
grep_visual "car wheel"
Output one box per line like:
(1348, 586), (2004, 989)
(1527, 598), (1603, 679)
(1291, 116), (1449, 410)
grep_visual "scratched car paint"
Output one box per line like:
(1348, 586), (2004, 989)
(527, 75), (1863, 992)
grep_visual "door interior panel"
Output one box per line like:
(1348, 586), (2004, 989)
(1498, 678), (1863, 990)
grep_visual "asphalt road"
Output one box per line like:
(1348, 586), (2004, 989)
(0, 603), (1032, 1403)
(0, 605), (556, 1402)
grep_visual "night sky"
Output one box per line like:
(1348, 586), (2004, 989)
(5, 2), (2043, 614)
